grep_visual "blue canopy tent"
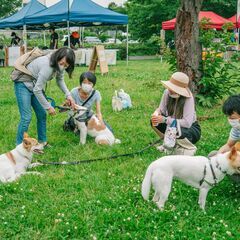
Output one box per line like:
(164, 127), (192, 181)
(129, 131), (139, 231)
(25, 0), (128, 26)
(0, 0), (46, 29)
(25, 0), (129, 63)
(0, 0), (47, 52)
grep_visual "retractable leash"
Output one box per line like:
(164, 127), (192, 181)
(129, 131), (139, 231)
(46, 97), (71, 113)
(38, 139), (161, 166)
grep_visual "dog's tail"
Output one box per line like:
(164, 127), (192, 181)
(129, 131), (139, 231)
(141, 164), (153, 200)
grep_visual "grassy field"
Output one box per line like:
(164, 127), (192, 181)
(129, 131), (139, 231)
(0, 60), (239, 239)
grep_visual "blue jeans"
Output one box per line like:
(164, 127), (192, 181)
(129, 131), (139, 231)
(14, 82), (47, 145)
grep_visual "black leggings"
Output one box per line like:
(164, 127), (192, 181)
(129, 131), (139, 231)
(151, 121), (201, 144)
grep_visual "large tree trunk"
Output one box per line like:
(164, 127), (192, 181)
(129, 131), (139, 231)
(175, 0), (203, 93)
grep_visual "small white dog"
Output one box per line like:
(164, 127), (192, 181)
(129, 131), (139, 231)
(71, 104), (121, 145)
(0, 133), (44, 183)
(142, 142), (240, 210)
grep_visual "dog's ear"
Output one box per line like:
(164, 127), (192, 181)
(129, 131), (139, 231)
(23, 138), (31, 145)
(229, 146), (237, 161)
(23, 132), (29, 139)
(234, 142), (240, 152)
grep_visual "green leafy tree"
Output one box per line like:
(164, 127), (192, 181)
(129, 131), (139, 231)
(126, 0), (236, 42)
(127, 0), (180, 41)
(0, 0), (21, 18)
(202, 0), (237, 18)
(108, 2), (127, 43)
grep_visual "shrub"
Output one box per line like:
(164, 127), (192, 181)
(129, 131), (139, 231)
(196, 21), (240, 107)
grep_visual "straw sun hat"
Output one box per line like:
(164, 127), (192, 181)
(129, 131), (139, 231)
(161, 72), (192, 98)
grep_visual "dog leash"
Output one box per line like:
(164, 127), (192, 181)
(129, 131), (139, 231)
(46, 97), (71, 112)
(38, 139), (161, 166)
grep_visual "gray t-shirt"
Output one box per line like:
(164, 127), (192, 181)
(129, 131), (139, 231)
(70, 87), (101, 117)
(22, 54), (70, 110)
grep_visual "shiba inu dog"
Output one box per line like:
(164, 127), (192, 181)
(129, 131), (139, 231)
(0, 133), (43, 183)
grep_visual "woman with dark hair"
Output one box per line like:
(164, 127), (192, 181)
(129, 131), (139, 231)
(14, 47), (75, 146)
(151, 72), (201, 155)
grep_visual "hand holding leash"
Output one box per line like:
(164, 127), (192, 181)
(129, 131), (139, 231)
(48, 106), (56, 115)
(66, 95), (75, 109)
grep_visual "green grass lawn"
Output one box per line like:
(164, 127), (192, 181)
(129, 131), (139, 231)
(0, 60), (239, 239)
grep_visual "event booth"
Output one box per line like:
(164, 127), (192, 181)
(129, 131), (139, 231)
(0, 0), (128, 66)
(162, 11), (231, 30)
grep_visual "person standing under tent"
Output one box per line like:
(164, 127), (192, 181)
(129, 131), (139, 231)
(10, 32), (21, 46)
(49, 27), (58, 50)
(0, 46), (5, 67)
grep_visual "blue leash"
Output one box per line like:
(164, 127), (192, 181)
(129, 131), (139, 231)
(46, 97), (71, 112)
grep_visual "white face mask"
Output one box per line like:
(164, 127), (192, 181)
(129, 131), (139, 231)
(228, 118), (240, 129)
(81, 83), (93, 93)
(169, 93), (180, 99)
(58, 64), (66, 72)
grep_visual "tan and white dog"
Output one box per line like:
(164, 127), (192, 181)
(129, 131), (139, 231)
(71, 104), (121, 145)
(0, 133), (44, 183)
(142, 142), (240, 211)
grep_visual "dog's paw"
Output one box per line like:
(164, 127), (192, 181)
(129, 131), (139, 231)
(30, 171), (43, 176)
(28, 162), (43, 168)
(156, 202), (165, 211)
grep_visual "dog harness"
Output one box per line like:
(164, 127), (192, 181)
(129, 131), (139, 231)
(5, 152), (16, 165)
(199, 158), (227, 187)
(74, 110), (92, 123)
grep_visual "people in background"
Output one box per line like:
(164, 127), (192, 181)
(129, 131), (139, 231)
(151, 72), (201, 155)
(0, 46), (5, 67)
(49, 27), (58, 49)
(10, 32), (21, 46)
(64, 31), (81, 49)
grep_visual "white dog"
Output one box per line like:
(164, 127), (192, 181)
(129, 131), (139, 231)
(0, 133), (44, 183)
(71, 105), (121, 145)
(141, 142), (240, 210)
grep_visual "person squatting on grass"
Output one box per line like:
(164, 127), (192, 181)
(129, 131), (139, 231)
(67, 71), (113, 131)
(151, 72), (201, 155)
(71, 71), (102, 121)
(218, 95), (240, 153)
(14, 47), (75, 146)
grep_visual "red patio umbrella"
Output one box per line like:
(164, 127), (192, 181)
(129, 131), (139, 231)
(162, 11), (231, 30)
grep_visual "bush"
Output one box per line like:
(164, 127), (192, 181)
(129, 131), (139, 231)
(165, 20), (240, 108)
(105, 42), (161, 60)
(196, 21), (240, 107)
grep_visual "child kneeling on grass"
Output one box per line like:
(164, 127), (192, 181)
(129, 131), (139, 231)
(64, 71), (112, 133)
(214, 95), (240, 182)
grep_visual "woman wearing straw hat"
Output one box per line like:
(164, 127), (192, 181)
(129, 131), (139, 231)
(151, 72), (201, 155)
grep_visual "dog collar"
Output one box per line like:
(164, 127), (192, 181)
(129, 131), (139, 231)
(15, 149), (31, 162)
(215, 160), (227, 174)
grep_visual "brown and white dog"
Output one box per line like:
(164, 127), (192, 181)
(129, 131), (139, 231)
(142, 142), (240, 211)
(70, 104), (121, 145)
(0, 133), (44, 183)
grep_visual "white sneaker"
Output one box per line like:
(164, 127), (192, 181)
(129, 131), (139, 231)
(39, 142), (52, 149)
